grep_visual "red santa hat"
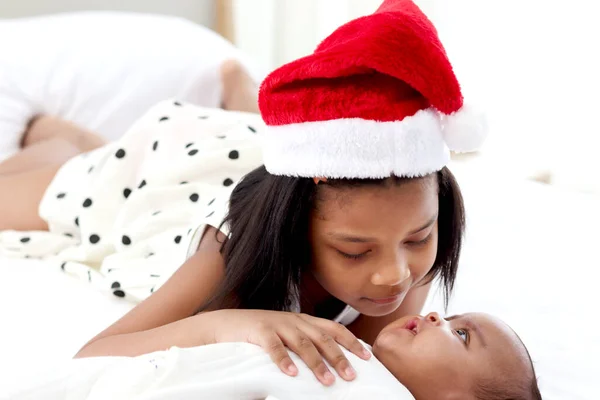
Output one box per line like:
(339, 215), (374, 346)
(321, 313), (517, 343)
(258, 0), (487, 179)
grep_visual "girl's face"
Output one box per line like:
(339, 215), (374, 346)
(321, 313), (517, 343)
(309, 177), (438, 317)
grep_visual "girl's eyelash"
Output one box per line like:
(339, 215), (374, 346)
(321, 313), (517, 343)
(337, 250), (367, 260)
(407, 233), (432, 246)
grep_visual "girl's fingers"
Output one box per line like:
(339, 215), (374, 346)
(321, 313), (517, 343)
(281, 328), (335, 386)
(300, 314), (371, 360)
(301, 323), (357, 382)
(256, 329), (298, 377)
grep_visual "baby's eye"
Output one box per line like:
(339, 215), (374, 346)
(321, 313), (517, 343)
(455, 329), (469, 343)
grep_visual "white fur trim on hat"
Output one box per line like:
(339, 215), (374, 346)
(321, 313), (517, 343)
(442, 103), (488, 153)
(261, 109), (450, 179)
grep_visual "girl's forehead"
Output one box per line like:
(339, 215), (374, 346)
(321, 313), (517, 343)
(316, 178), (438, 213)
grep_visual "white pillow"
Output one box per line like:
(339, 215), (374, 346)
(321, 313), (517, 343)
(0, 11), (265, 161)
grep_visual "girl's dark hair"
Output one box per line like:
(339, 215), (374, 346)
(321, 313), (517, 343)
(203, 165), (464, 312)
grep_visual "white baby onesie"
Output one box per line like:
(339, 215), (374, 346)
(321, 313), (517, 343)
(8, 342), (415, 400)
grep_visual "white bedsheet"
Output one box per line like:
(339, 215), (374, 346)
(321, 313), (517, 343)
(1, 167), (598, 399)
(0, 258), (133, 390)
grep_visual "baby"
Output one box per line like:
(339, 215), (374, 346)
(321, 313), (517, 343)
(10, 312), (541, 400)
(373, 312), (542, 399)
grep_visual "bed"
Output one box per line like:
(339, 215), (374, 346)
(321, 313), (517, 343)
(1, 164), (597, 399)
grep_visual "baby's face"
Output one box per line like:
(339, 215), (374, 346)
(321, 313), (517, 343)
(373, 312), (531, 399)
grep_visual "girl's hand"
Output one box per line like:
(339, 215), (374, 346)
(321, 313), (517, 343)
(203, 309), (371, 385)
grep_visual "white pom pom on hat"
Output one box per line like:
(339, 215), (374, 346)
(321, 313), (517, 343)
(442, 103), (489, 153)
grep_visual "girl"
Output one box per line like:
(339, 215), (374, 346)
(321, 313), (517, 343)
(0, 0), (485, 387)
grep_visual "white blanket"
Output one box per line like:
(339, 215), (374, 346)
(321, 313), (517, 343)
(7, 343), (414, 400)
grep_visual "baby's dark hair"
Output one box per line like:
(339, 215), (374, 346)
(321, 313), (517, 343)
(474, 378), (542, 400)
(474, 333), (542, 400)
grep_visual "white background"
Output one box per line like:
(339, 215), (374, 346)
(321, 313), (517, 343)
(231, 0), (600, 193)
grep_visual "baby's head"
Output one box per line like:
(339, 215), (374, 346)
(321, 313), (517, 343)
(373, 312), (542, 400)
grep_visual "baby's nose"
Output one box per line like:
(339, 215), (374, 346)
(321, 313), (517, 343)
(425, 312), (442, 326)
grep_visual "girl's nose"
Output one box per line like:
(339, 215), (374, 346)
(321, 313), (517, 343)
(371, 254), (410, 287)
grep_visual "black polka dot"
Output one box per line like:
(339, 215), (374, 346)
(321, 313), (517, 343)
(87, 271), (92, 282)
(208, 198), (216, 206)
(20, 237), (31, 243)
(57, 192), (66, 199)
(159, 116), (169, 122)
(89, 234), (100, 244)
(75, 217), (79, 226)
(198, 115), (209, 119)
(138, 180), (147, 189)
(223, 178), (234, 187)
(150, 287), (155, 293)
(180, 181), (188, 185)
(247, 125), (257, 133)
(185, 143), (194, 148)
(188, 149), (199, 156)
(115, 149), (126, 159)
(152, 141), (158, 151)
(88, 166), (94, 174)
(174, 101), (182, 106)
(64, 233), (74, 238)
(206, 211), (215, 218)
(122, 235), (131, 245)
(60, 262), (66, 271)
(174, 235), (182, 244)
(123, 188), (132, 199)
(216, 135), (226, 139)
(187, 229), (193, 235)
(189, 193), (199, 202)
(111, 281), (121, 289)
(146, 252), (155, 258)
(228, 150), (239, 160)
(113, 290), (125, 298)
(82, 198), (93, 208)
(152, 211), (161, 216)
(150, 274), (160, 278)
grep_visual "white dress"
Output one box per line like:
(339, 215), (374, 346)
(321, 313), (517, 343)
(0, 100), (263, 301)
(0, 100), (362, 324)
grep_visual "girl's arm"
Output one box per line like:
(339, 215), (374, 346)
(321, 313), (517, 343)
(347, 282), (431, 345)
(74, 227), (227, 358)
(74, 226), (368, 386)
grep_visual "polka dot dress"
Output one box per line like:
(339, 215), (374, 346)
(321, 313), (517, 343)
(0, 100), (263, 302)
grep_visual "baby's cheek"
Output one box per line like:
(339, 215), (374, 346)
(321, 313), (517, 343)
(373, 333), (404, 366)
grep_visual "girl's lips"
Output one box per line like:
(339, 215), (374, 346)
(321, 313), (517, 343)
(366, 295), (400, 305)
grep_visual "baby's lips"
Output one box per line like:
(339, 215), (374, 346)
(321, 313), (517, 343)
(403, 316), (422, 335)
